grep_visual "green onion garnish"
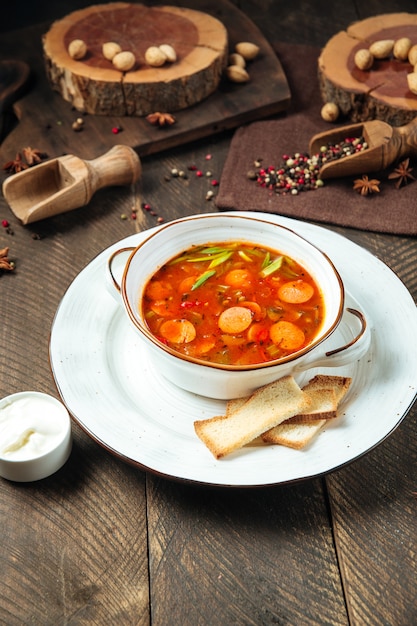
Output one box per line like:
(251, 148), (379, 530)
(261, 251), (271, 269)
(208, 250), (233, 268)
(260, 256), (284, 278)
(238, 250), (253, 262)
(191, 270), (216, 290)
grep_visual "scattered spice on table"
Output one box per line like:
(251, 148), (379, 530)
(388, 158), (416, 188)
(248, 137), (367, 195)
(146, 112), (176, 127)
(22, 147), (45, 166)
(353, 175), (381, 195)
(1, 219), (14, 235)
(0, 247), (14, 272)
(3, 147), (47, 173)
(3, 152), (28, 174)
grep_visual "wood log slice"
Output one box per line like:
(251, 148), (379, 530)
(318, 13), (417, 126)
(42, 2), (228, 116)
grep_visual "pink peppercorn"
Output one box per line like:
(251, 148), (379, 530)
(196, 170), (203, 177)
(2, 220), (9, 228)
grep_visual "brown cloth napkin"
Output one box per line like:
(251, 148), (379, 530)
(216, 42), (417, 236)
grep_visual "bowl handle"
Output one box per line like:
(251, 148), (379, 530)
(294, 308), (371, 372)
(106, 247), (135, 298)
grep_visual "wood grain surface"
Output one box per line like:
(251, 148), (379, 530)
(1, 1), (416, 625)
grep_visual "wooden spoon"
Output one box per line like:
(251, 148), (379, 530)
(2, 145), (141, 224)
(0, 60), (30, 143)
(309, 117), (417, 179)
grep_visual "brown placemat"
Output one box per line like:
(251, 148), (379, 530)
(216, 42), (417, 236)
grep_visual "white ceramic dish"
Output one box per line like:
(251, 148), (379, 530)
(49, 213), (417, 486)
(0, 391), (72, 482)
(108, 213), (369, 399)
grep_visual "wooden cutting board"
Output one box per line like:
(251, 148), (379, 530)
(319, 13), (417, 126)
(0, 0), (290, 162)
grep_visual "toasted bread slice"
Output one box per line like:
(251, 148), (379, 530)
(283, 388), (337, 424)
(262, 374), (352, 448)
(226, 397), (246, 417)
(261, 419), (327, 449)
(303, 375), (352, 404)
(194, 375), (311, 459)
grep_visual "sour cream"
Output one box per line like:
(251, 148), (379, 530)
(0, 392), (72, 481)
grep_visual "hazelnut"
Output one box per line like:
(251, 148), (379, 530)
(112, 51), (136, 72)
(354, 49), (374, 71)
(102, 41), (122, 61)
(393, 37), (412, 61)
(407, 72), (417, 95)
(235, 42), (260, 61)
(68, 39), (87, 60)
(408, 44), (417, 66)
(228, 53), (246, 68)
(72, 118), (84, 132)
(321, 102), (340, 122)
(226, 65), (250, 83)
(145, 46), (167, 67)
(159, 44), (177, 63)
(368, 39), (394, 59)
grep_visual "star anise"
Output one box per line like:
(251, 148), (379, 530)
(146, 112), (176, 127)
(353, 175), (381, 195)
(0, 247), (14, 271)
(22, 146), (45, 166)
(388, 158), (416, 188)
(3, 152), (28, 174)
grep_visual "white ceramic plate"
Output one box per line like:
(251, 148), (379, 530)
(50, 213), (417, 486)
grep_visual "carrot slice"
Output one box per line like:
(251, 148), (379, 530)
(269, 321), (305, 350)
(160, 319), (196, 343)
(146, 280), (173, 300)
(218, 306), (252, 333)
(221, 335), (247, 346)
(150, 300), (175, 317)
(224, 269), (253, 288)
(247, 323), (269, 343)
(179, 276), (198, 293)
(192, 338), (216, 355)
(278, 280), (314, 303)
(239, 301), (264, 321)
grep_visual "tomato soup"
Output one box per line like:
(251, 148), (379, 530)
(142, 242), (325, 366)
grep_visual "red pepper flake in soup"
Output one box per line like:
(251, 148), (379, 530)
(142, 242), (325, 366)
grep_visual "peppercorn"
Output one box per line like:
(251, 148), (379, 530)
(250, 136), (367, 196)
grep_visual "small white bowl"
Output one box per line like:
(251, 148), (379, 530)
(0, 391), (72, 482)
(108, 214), (370, 399)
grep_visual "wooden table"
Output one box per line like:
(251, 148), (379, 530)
(1, 1), (416, 624)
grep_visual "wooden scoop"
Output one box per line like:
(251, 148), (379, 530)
(309, 117), (417, 179)
(2, 144), (141, 224)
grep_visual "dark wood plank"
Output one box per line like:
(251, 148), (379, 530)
(1, 430), (150, 625)
(147, 477), (349, 626)
(327, 414), (417, 625)
(322, 225), (417, 626)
